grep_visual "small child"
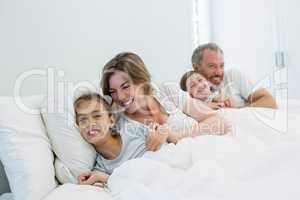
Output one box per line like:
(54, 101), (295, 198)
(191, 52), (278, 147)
(74, 92), (233, 186)
(180, 71), (234, 109)
(74, 92), (170, 185)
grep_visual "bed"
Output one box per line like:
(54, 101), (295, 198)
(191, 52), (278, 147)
(0, 95), (300, 200)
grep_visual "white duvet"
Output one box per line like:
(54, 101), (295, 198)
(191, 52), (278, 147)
(108, 107), (300, 200)
(46, 102), (300, 200)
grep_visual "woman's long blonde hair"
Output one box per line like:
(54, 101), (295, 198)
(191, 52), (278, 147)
(101, 52), (153, 96)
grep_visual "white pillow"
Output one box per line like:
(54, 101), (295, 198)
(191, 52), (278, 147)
(0, 95), (57, 200)
(0, 193), (13, 200)
(41, 92), (96, 183)
(54, 159), (76, 184)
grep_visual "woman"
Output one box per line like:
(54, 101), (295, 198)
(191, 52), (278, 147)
(100, 52), (231, 151)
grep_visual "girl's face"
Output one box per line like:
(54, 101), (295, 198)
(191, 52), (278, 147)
(108, 70), (145, 114)
(76, 99), (115, 145)
(186, 73), (211, 100)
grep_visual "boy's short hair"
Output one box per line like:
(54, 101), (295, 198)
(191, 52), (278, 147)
(180, 70), (204, 91)
(73, 92), (111, 125)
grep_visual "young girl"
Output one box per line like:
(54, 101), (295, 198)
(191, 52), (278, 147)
(180, 70), (234, 109)
(74, 92), (170, 185)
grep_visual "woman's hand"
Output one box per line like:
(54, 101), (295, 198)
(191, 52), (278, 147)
(146, 123), (168, 151)
(77, 170), (109, 185)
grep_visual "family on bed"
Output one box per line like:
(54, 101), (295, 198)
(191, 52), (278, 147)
(73, 43), (277, 185)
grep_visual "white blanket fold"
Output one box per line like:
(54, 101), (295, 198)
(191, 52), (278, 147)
(108, 107), (300, 200)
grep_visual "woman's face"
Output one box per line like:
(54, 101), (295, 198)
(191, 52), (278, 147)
(108, 70), (145, 114)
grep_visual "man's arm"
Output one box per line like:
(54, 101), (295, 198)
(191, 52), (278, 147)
(245, 88), (277, 109)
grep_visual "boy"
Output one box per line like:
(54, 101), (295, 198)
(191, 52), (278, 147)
(180, 71), (234, 109)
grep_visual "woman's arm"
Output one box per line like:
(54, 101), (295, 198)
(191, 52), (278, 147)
(168, 115), (232, 142)
(145, 85), (230, 150)
(147, 114), (232, 147)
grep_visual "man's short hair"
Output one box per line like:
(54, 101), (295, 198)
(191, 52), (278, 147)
(191, 42), (224, 65)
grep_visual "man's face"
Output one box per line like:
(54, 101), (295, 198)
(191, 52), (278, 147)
(193, 49), (224, 86)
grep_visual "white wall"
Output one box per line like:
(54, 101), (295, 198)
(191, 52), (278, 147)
(278, 0), (300, 99)
(210, 0), (277, 82)
(0, 0), (194, 96)
(209, 0), (300, 99)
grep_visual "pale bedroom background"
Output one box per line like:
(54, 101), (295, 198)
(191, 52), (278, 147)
(1, 0), (299, 194)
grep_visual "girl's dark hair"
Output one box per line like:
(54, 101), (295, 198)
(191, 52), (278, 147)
(180, 70), (199, 91)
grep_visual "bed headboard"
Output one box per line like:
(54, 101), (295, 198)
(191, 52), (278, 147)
(0, 161), (10, 194)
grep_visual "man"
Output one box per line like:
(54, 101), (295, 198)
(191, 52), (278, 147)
(191, 43), (277, 108)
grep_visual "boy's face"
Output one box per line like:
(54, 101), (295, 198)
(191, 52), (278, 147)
(75, 100), (114, 145)
(186, 73), (211, 101)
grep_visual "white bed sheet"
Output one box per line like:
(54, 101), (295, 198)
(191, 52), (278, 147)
(44, 184), (110, 200)
(44, 99), (300, 200)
